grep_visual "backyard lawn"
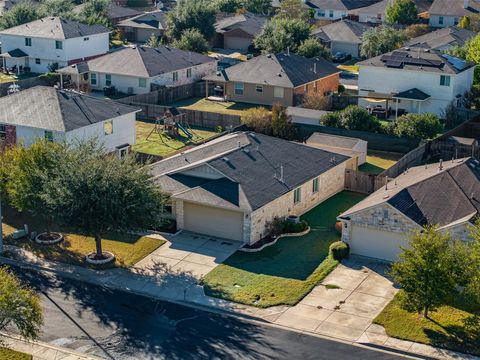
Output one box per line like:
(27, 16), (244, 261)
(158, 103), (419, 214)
(374, 292), (480, 356)
(2, 205), (165, 269)
(203, 191), (366, 307)
(0, 348), (32, 360)
(132, 120), (218, 157)
(359, 150), (403, 174)
(170, 98), (262, 116)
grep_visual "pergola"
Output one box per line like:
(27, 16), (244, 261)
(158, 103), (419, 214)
(57, 62), (90, 92)
(0, 49), (29, 75)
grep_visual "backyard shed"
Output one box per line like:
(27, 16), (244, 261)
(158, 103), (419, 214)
(306, 132), (368, 165)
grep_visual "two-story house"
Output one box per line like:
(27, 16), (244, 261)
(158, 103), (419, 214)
(357, 47), (475, 117)
(0, 17), (109, 74)
(429, 0), (480, 28)
(306, 0), (381, 21)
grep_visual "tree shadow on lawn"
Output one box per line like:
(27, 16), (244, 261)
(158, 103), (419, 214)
(423, 321), (480, 356)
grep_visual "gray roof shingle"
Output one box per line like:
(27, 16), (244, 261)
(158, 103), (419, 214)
(407, 26), (476, 50)
(305, 0), (381, 11)
(215, 12), (267, 37)
(117, 10), (167, 30)
(429, 0), (480, 16)
(313, 19), (372, 44)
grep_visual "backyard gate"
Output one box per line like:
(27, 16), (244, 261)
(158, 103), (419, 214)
(345, 170), (386, 194)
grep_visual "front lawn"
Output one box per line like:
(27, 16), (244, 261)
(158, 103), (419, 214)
(169, 98), (262, 116)
(359, 150), (403, 174)
(374, 292), (480, 356)
(203, 191), (366, 307)
(0, 348), (32, 360)
(2, 205), (165, 269)
(132, 120), (218, 157)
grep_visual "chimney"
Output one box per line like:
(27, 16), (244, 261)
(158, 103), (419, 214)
(385, 176), (389, 190)
(464, 0), (470, 9)
(280, 166), (284, 183)
(439, 159), (443, 171)
(313, 62), (317, 74)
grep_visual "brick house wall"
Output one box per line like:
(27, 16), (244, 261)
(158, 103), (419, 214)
(293, 73), (340, 97)
(4, 125), (16, 147)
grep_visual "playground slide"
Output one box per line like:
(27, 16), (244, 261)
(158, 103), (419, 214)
(175, 122), (193, 140)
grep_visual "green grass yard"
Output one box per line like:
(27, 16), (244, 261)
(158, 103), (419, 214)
(0, 348), (32, 360)
(132, 120), (218, 157)
(169, 98), (262, 116)
(203, 191), (366, 307)
(374, 292), (480, 356)
(359, 150), (403, 174)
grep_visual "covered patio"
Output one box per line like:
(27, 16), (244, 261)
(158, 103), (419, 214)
(0, 49), (29, 75)
(203, 72), (229, 102)
(57, 62), (90, 93)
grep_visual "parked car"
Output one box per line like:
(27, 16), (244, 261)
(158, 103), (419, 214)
(332, 52), (352, 63)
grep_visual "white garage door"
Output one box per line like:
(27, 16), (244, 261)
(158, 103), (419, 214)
(225, 36), (251, 50)
(350, 225), (409, 261)
(183, 202), (244, 241)
(331, 42), (359, 58)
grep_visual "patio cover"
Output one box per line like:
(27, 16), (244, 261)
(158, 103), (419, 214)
(0, 48), (28, 58)
(57, 62), (90, 75)
(393, 88), (431, 101)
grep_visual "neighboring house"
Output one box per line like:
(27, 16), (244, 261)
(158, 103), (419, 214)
(286, 106), (330, 125)
(0, 17), (109, 73)
(0, 86), (138, 154)
(357, 47), (475, 117)
(73, 3), (141, 25)
(350, 0), (430, 23)
(59, 45), (217, 95)
(429, 0), (480, 27)
(338, 158), (479, 261)
(306, 0), (381, 20)
(306, 132), (367, 165)
(151, 131), (357, 243)
(203, 52), (340, 107)
(407, 26), (476, 51)
(313, 19), (371, 58)
(117, 10), (167, 43)
(213, 12), (267, 51)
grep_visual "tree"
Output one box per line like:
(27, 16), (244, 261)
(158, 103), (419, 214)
(173, 28), (209, 53)
(241, 107), (272, 135)
(319, 106), (382, 132)
(271, 103), (295, 139)
(49, 140), (166, 261)
(302, 92), (331, 110)
(167, 0), (217, 40)
(404, 24), (430, 39)
(254, 17), (310, 53)
(0, 2), (41, 30)
(390, 227), (458, 318)
(360, 26), (408, 58)
(392, 113), (443, 139)
(243, 0), (271, 14)
(276, 0), (310, 21)
(297, 37), (330, 59)
(80, 0), (110, 18)
(145, 33), (162, 48)
(214, 0), (242, 13)
(458, 15), (471, 30)
(466, 33), (480, 64)
(38, 0), (74, 17)
(385, 0), (417, 25)
(0, 267), (43, 340)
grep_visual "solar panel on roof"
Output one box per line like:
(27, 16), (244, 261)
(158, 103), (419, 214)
(442, 54), (470, 71)
(385, 60), (403, 68)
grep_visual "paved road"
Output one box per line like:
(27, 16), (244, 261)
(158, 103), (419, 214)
(11, 267), (408, 360)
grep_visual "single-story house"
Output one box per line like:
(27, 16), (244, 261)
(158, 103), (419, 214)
(117, 10), (167, 43)
(407, 26), (476, 51)
(213, 12), (267, 51)
(313, 20), (372, 58)
(338, 157), (479, 261)
(286, 106), (330, 125)
(151, 131), (357, 243)
(349, 0), (430, 23)
(429, 0), (480, 28)
(203, 52), (340, 107)
(58, 45), (217, 95)
(73, 3), (141, 25)
(0, 85), (138, 155)
(306, 132), (368, 165)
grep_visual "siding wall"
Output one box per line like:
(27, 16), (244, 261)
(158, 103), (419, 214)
(225, 82), (294, 106)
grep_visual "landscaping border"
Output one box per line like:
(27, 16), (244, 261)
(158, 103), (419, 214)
(240, 227), (311, 253)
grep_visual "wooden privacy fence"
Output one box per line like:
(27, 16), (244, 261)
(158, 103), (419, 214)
(345, 169), (386, 194)
(0, 74), (60, 97)
(119, 82), (211, 105)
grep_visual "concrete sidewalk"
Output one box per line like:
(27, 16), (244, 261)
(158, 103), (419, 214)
(1, 244), (478, 360)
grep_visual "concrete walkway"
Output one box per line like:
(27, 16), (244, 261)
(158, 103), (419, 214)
(1, 241), (478, 360)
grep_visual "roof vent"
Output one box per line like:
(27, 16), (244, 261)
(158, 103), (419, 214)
(249, 133), (256, 138)
(242, 148), (250, 154)
(424, 49), (430, 53)
(222, 157), (230, 162)
(404, 47), (410, 51)
(266, 54), (272, 58)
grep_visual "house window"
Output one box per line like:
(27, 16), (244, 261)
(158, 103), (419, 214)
(117, 146), (129, 159)
(84, 37), (89, 41)
(139, 78), (146, 88)
(274, 86), (284, 98)
(44, 130), (53, 142)
(173, 71), (178, 82)
(234, 82), (244, 95)
(317, 9), (325, 17)
(439, 16), (444, 25)
(186, 68), (192, 78)
(312, 177), (319, 193)
(303, 84), (307, 92)
(104, 120), (113, 135)
(294, 187), (301, 204)
(35, 58), (40, 64)
(91, 73), (97, 85)
(255, 85), (263, 93)
(55, 40), (62, 50)
(105, 74), (112, 86)
(454, 17), (459, 25)
(440, 75), (451, 86)
(329, 10), (334, 18)
(0, 124), (5, 141)
(25, 37), (32, 46)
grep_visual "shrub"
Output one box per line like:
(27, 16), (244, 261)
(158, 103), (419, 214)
(284, 220), (308, 233)
(241, 107), (272, 135)
(337, 84), (345, 93)
(405, 24), (430, 38)
(271, 103), (296, 139)
(329, 241), (349, 261)
(303, 92), (331, 110)
(340, 105), (382, 132)
(266, 217), (286, 237)
(266, 217), (308, 236)
(392, 113), (443, 139)
(319, 112), (341, 127)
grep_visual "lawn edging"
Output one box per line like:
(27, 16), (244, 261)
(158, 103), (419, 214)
(239, 226), (311, 253)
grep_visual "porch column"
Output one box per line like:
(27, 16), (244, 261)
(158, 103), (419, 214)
(395, 98), (399, 120)
(60, 73), (63, 89)
(205, 80), (208, 99)
(418, 101), (422, 114)
(77, 74), (81, 92)
(16, 60), (20, 75)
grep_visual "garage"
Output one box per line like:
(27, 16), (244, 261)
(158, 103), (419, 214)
(183, 202), (244, 241)
(224, 35), (252, 50)
(331, 41), (360, 58)
(349, 225), (409, 261)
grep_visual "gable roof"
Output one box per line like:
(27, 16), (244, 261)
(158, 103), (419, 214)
(0, 17), (109, 39)
(307, 132), (365, 149)
(204, 53), (339, 87)
(117, 10), (167, 30)
(305, 0), (381, 11)
(313, 19), (372, 44)
(215, 12), (267, 37)
(73, 3), (141, 20)
(86, 45), (215, 78)
(407, 26), (476, 50)
(340, 158), (480, 227)
(153, 132), (350, 210)
(350, 0), (430, 16)
(0, 86), (138, 132)
(429, 0), (480, 16)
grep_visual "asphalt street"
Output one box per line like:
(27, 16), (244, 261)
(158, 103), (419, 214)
(9, 267), (411, 360)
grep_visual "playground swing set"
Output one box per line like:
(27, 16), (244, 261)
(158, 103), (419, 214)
(146, 107), (195, 142)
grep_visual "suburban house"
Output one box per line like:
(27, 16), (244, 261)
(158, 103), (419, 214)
(117, 10), (167, 43)
(151, 131), (357, 243)
(306, 132), (368, 165)
(203, 53), (340, 106)
(338, 157), (479, 261)
(429, 0), (480, 28)
(73, 3), (141, 25)
(286, 106), (329, 125)
(313, 20), (372, 58)
(0, 86), (138, 155)
(213, 12), (267, 51)
(58, 45), (217, 95)
(357, 47), (475, 117)
(407, 26), (476, 51)
(306, 0), (381, 21)
(0, 17), (110, 74)
(349, 0), (430, 23)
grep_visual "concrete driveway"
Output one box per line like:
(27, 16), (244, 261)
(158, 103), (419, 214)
(274, 255), (398, 342)
(134, 231), (242, 279)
